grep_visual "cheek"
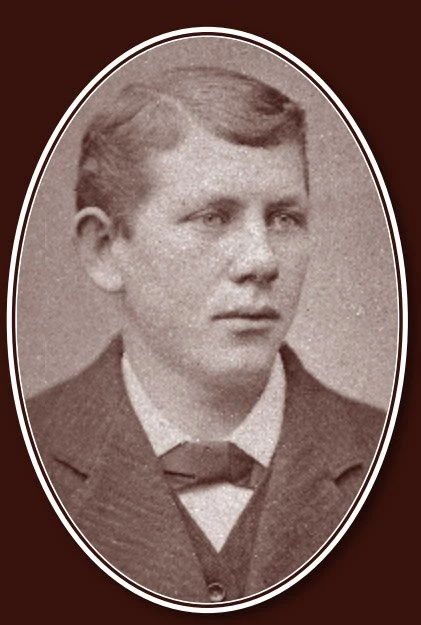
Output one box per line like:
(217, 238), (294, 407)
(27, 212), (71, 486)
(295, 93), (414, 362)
(125, 246), (210, 314)
(278, 242), (310, 283)
(276, 251), (309, 316)
(140, 228), (211, 275)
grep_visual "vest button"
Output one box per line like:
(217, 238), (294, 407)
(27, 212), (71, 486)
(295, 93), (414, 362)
(207, 582), (226, 602)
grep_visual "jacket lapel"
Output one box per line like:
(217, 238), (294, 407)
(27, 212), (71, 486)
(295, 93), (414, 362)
(51, 339), (209, 602)
(246, 345), (366, 595)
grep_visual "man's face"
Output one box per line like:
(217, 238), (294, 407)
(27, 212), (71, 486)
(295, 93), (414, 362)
(114, 125), (310, 387)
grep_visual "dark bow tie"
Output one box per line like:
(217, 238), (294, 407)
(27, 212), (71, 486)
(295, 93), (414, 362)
(160, 441), (265, 491)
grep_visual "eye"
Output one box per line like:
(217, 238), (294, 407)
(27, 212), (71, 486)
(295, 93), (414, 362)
(188, 207), (231, 229)
(267, 208), (306, 232)
(271, 213), (293, 226)
(199, 211), (227, 226)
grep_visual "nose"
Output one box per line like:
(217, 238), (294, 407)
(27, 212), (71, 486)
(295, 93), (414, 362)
(228, 223), (279, 285)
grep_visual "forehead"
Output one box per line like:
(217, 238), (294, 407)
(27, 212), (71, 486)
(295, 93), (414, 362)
(149, 125), (307, 200)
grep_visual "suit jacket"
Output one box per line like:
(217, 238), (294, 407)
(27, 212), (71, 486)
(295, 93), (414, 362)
(27, 338), (384, 602)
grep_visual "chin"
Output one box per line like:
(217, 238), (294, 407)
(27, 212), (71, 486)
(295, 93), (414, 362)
(196, 344), (279, 388)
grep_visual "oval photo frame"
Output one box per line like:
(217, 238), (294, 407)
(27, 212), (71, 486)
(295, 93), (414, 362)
(8, 28), (407, 613)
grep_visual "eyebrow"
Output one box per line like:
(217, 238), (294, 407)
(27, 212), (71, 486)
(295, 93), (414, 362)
(202, 194), (307, 209)
(266, 195), (308, 209)
(204, 197), (242, 210)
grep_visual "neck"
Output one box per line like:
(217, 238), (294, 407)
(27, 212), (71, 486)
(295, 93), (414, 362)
(122, 330), (273, 440)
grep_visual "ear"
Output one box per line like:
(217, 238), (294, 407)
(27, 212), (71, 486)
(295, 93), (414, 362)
(74, 207), (124, 292)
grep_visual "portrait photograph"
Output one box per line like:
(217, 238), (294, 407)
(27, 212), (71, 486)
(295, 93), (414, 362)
(8, 28), (406, 613)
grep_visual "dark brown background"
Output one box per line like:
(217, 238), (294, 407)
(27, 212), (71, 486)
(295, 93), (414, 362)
(4, 7), (418, 624)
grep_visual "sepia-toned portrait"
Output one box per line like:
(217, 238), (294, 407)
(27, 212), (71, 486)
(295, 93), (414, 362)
(9, 29), (406, 612)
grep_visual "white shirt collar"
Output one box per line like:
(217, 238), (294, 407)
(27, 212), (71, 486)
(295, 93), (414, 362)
(122, 354), (285, 468)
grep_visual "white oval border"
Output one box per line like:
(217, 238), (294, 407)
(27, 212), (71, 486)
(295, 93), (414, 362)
(7, 27), (407, 613)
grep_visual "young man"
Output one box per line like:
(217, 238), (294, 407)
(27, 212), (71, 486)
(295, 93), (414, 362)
(28, 67), (383, 603)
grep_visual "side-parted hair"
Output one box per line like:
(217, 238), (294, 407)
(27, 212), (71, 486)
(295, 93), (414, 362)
(76, 67), (308, 234)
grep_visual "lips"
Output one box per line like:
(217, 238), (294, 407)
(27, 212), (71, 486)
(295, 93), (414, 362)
(213, 306), (280, 321)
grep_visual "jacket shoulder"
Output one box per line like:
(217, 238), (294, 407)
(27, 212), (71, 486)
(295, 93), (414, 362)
(281, 344), (385, 461)
(26, 338), (124, 451)
(24, 338), (126, 507)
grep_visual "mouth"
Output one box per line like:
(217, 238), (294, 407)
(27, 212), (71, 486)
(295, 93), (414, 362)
(213, 306), (280, 321)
